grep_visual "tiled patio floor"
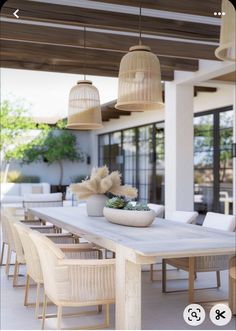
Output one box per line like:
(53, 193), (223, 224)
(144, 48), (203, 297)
(1, 262), (235, 330)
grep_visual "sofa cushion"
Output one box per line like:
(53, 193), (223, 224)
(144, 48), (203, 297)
(20, 183), (50, 195)
(23, 192), (62, 202)
(1, 195), (24, 203)
(39, 183), (50, 194)
(32, 185), (43, 194)
(23, 193), (63, 208)
(1, 183), (20, 196)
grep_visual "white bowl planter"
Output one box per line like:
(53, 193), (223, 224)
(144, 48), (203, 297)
(103, 207), (156, 227)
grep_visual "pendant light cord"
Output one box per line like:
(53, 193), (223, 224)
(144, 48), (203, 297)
(83, 26), (87, 81)
(138, 1), (142, 45)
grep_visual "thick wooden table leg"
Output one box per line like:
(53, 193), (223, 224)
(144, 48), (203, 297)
(229, 256), (236, 315)
(115, 245), (141, 330)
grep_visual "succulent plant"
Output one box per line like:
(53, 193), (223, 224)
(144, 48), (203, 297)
(124, 202), (150, 211)
(106, 197), (127, 209)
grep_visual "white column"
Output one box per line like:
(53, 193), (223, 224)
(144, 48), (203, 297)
(165, 82), (194, 218)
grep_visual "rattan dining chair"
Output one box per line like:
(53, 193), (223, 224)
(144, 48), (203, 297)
(2, 209), (77, 286)
(150, 210), (199, 281)
(162, 212), (236, 303)
(0, 209), (15, 275)
(14, 222), (102, 320)
(30, 230), (115, 330)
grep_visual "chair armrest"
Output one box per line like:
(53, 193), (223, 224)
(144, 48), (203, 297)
(21, 220), (44, 225)
(46, 233), (74, 238)
(58, 258), (115, 266)
(30, 225), (54, 229)
(58, 243), (98, 252)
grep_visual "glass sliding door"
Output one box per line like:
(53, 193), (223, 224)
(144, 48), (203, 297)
(110, 131), (122, 172)
(219, 110), (233, 214)
(155, 123), (165, 204)
(194, 114), (214, 212)
(98, 134), (110, 167)
(123, 129), (137, 188)
(98, 107), (233, 212)
(137, 125), (154, 202)
(98, 122), (165, 204)
(194, 107), (233, 213)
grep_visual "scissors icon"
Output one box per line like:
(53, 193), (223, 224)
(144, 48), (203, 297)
(215, 309), (226, 320)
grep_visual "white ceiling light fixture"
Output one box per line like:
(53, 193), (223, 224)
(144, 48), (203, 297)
(215, 0), (236, 61)
(115, 3), (163, 112)
(67, 27), (103, 130)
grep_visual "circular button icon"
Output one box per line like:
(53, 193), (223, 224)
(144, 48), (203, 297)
(183, 304), (205, 326)
(209, 304), (232, 326)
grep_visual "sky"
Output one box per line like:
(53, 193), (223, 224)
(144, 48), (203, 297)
(1, 68), (118, 122)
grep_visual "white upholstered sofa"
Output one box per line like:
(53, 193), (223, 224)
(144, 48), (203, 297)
(0, 183), (50, 204)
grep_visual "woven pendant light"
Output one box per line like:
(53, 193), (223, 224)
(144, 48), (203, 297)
(115, 45), (163, 111)
(115, 4), (163, 111)
(215, 0), (236, 61)
(67, 80), (102, 130)
(67, 27), (103, 130)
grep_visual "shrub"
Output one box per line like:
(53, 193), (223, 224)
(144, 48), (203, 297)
(71, 175), (88, 183)
(0, 171), (40, 183)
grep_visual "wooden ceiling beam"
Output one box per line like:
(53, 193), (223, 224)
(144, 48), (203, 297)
(1, 21), (211, 61)
(1, 0), (220, 42)
(1, 39), (183, 81)
(94, 0), (221, 17)
(0, 59), (118, 77)
(194, 86), (217, 95)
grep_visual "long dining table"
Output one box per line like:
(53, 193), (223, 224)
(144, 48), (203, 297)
(29, 206), (236, 330)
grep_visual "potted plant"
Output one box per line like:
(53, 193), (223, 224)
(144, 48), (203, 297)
(103, 197), (156, 227)
(70, 166), (137, 216)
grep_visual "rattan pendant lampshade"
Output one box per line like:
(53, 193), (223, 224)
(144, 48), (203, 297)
(115, 44), (163, 111)
(67, 27), (103, 130)
(215, 0), (236, 61)
(115, 3), (163, 112)
(67, 80), (102, 130)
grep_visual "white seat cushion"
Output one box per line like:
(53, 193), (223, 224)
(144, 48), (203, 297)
(147, 204), (165, 218)
(0, 195), (24, 203)
(203, 212), (236, 232)
(23, 193), (62, 202)
(169, 211), (198, 224)
(1, 183), (20, 196)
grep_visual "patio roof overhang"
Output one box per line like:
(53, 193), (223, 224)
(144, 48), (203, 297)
(0, 0), (222, 81)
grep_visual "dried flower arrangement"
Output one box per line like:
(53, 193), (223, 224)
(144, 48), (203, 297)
(70, 166), (138, 200)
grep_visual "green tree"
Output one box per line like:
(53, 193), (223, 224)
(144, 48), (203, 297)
(11, 130), (85, 186)
(0, 100), (37, 182)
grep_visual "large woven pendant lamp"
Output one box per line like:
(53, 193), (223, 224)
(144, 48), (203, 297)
(215, 0), (236, 61)
(115, 4), (163, 111)
(67, 28), (103, 130)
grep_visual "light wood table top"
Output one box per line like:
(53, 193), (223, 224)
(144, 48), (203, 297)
(30, 206), (235, 259)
